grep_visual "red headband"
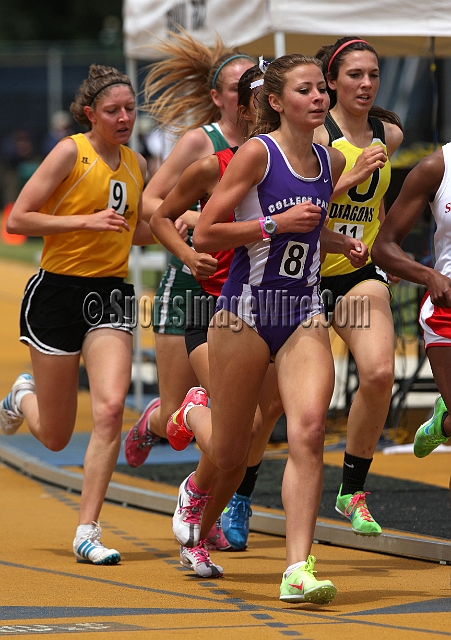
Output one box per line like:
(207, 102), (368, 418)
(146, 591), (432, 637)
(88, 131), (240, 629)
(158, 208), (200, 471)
(327, 39), (370, 74)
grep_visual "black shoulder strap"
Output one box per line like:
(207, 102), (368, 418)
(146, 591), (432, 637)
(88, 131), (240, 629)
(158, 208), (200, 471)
(324, 112), (343, 145)
(370, 116), (386, 144)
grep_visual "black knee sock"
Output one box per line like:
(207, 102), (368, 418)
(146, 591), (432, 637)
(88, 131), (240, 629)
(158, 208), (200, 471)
(441, 412), (449, 438)
(342, 452), (372, 495)
(236, 463), (261, 497)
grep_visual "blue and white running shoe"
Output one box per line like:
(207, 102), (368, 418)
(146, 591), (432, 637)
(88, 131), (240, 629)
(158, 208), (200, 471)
(221, 492), (253, 550)
(73, 522), (121, 565)
(0, 373), (35, 435)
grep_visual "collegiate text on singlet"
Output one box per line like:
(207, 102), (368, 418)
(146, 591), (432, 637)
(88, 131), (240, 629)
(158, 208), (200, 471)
(321, 113), (391, 277)
(229, 135), (333, 289)
(40, 133), (143, 278)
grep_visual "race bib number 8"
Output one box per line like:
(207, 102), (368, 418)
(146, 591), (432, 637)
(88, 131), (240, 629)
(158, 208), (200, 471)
(279, 241), (308, 279)
(333, 222), (364, 240)
(108, 180), (127, 215)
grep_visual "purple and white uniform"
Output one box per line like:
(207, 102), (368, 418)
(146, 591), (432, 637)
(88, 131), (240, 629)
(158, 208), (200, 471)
(216, 134), (333, 355)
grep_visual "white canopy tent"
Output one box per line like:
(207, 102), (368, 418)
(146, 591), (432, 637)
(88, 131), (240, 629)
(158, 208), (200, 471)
(123, 0), (451, 410)
(123, 0), (451, 61)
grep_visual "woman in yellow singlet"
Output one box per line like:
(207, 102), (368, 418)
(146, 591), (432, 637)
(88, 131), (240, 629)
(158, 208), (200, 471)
(314, 37), (403, 536)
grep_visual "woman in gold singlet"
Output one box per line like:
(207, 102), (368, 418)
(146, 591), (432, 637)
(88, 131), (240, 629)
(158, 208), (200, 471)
(1, 65), (154, 565)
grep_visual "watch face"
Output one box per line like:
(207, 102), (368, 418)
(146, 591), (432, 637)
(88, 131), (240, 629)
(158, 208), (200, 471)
(264, 218), (276, 234)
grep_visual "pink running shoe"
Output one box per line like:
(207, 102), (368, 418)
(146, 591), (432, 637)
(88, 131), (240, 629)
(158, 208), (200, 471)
(205, 518), (232, 551)
(180, 541), (224, 578)
(124, 397), (161, 467)
(166, 387), (208, 451)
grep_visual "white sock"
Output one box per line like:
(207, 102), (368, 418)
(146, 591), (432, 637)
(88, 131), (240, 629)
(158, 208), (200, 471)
(183, 403), (196, 430)
(15, 389), (34, 412)
(76, 523), (96, 539)
(284, 560), (307, 579)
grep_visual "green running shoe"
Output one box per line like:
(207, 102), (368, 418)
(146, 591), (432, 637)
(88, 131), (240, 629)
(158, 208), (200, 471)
(414, 396), (449, 458)
(280, 555), (337, 604)
(335, 484), (382, 536)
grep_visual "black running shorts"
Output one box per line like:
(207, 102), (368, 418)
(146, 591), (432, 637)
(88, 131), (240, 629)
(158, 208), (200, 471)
(20, 269), (136, 355)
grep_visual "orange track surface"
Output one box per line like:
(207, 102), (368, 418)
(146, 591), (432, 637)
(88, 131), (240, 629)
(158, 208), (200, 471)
(0, 258), (450, 639)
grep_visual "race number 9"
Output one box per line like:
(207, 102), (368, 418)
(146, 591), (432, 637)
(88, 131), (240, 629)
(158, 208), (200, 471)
(108, 180), (127, 215)
(279, 241), (309, 279)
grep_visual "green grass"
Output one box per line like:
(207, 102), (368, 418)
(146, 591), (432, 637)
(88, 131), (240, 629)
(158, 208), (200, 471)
(0, 237), (43, 264)
(140, 270), (162, 290)
(0, 238), (164, 289)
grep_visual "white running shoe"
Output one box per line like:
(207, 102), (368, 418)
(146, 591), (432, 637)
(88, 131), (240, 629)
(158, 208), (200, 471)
(172, 473), (210, 547)
(0, 373), (35, 435)
(180, 541), (224, 578)
(73, 522), (121, 565)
